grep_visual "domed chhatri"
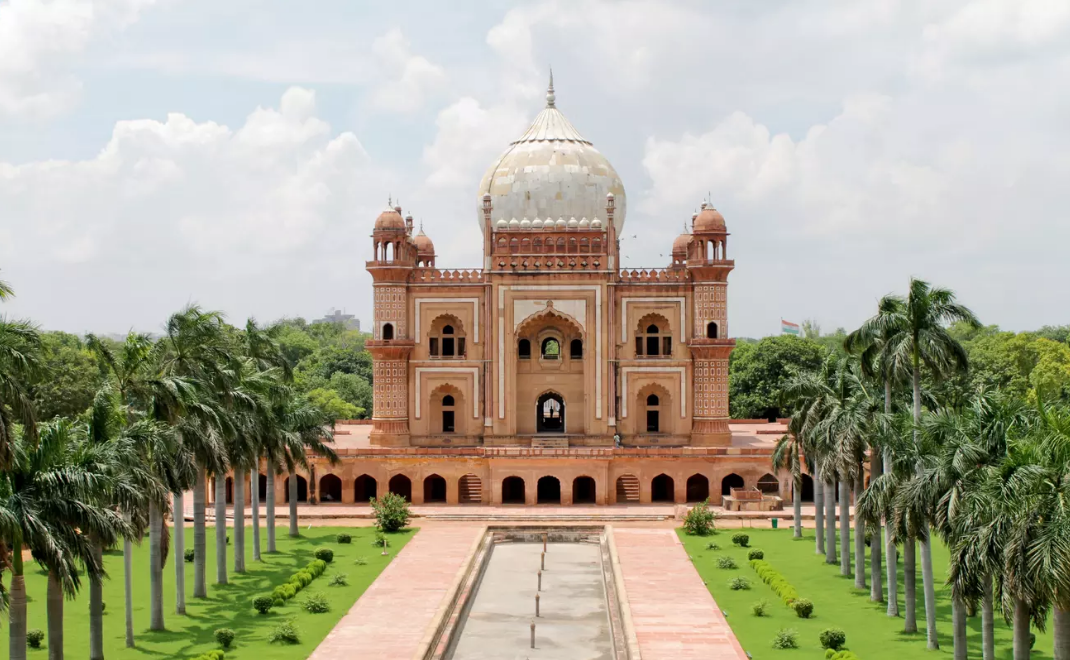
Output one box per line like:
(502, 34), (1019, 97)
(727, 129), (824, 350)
(413, 228), (435, 256)
(477, 72), (626, 234)
(694, 203), (726, 233)
(374, 205), (406, 231)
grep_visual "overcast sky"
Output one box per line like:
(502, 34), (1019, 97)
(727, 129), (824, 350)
(2, 0), (1068, 339)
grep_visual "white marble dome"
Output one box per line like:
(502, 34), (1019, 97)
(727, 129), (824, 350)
(478, 74), (626, 234)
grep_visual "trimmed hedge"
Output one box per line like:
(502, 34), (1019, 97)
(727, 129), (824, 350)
(825, 651), (860, 660)
(191, 652), (225, 660)
(261, 558), (331, 613)
(749, 559), (801, 607)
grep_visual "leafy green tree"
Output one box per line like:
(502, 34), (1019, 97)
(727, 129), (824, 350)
(33, 332), (104, 420)
(329, 372), (373, 418)
(729, 336), (826, 419)
(306, 388), (362, 421)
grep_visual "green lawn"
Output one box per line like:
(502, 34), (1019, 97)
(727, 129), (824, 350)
(679, 526), (1053, 659)
(3, 525), (414, 659)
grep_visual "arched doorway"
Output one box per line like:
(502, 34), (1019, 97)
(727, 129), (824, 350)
(389, 474), (412, 501)
(284, 475), (307, 503)
(721, 473), (744, 496)
(651, 474), (675, 502)
(686, 474), (710, 502)
(225, 477), (234, 504)
(573, 476), (596, 504)
(258, 473), (268, 501)
(354, 474), (377, 502)
(536, 392), (565, 433)
(459, 474), (481, 504)
(319, 474), (342, 503)
(502, 476), (525, 504)
(423, 474), (447, 503)
(757, 474), (780, 495)
(537, 476), (561, 504)
(798, 474), (815, 502)
(615, 475), (639, 503)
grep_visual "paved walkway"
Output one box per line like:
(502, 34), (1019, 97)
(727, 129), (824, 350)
(614, 528), (748, 659)
(308, 524), (483, 660)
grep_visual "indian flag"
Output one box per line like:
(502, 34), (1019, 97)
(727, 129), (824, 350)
(781, 319), (801, 336)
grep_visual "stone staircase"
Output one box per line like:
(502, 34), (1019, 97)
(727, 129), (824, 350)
(459, 474), (482, 504)
(531, 437), (569, 449)
(616, 474), (640, 503)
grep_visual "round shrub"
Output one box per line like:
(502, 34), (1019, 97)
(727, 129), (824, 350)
(772, 628), (799, 650)
(371, 491), (411, 532)
(214, 628), (235, 649)
(728, 577), (751, 590)
(253, 595), (274, 615)
(269, 620), (300, 645)
(184, 548), (195, 563)
(820, 628), (846, 651)
(303, 592), (330, 614)
(310, 559), (327, 575)
(336, 533), (352, 544)
(717, 555), (737, 570)
(731, 533), (750, 548)
(747, 549), (764, 561)
(751, 600), (768, 617)
(272, 597), (284, 608)
(793, 598), (814, 619)
(683, 499), (718, 536)
(315, 548), (335, 564)
(27, 628), (44, 649)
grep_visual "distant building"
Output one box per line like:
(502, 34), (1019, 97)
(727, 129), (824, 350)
(314, 309), (360, 331)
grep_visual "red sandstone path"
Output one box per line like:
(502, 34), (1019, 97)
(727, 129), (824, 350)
(308, 524), (483, 660)
(614, 528), (749, 659)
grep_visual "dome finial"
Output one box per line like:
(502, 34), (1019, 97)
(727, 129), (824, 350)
(546, 67), (555, 108)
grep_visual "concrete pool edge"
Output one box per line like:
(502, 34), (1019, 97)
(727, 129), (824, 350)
(414, 524), (491, 659)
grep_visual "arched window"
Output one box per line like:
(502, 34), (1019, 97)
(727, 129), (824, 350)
(429, 318), (465, 358)
(707, 322), (719, 339)
(510, 238), (519, 253)
(570, 339), (583, 359)
(537, 393), (564, 433)
(382, 323), (394, 340)
(518, 338), (531, 359)
(441, 394), (455, 433)
(541, 337), (560, 360)
(646, 394), (660, 432)
(635, 322), (671, 357)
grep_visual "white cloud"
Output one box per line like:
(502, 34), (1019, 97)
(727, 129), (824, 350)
(0, 0), (159, 118)
(369, 28), (448, 113)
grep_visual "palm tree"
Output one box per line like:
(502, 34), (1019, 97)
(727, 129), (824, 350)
(772, 416), (805, 539)
(280, 394), (339, 537)
(0, 271), (13, 300)
(851, 278), (980, 648)
(0, 318), (41, 471)
(1, 418), (132, 660)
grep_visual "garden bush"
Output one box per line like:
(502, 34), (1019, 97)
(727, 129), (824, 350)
(747, 549), (764, 561)
(371, 491), (411, 532)
(793, 598), (814, 619)
(315, 548), (334, 563)
(336, 533), (352, 544)
(191, 652), (225, 660)
(354, 556), (369, 566)
(27, 629), (44, 648)
(329, 573), (349, 587)
(184, 548), (195, 563)
(253, 595), (274, 614)
(729, 577), (751, 590)
(214, 628), (235, 650)
(372, 531), (386, 547)
(705, 541), (720, 551)
(772, 629), (799, 650)
(683, 499), (718, 535)
(825, 652), (860, 660)
(749, 559), (800, 605)
(272, 597), (284, 608)
(717, 556), (737, 569)
(303, 592), (331, 614)
(731, 533), (749, 547)
(820, 628), (846, 651)
(269, 620), (300, 645)
(751, 600), (768, 617)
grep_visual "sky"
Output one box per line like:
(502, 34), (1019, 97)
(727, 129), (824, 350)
(2, 0), (1069, 339)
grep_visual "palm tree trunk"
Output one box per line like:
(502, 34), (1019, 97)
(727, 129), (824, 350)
(825, 479), (837, 564)
(920, 524), (939, 649)
(1054, 606), (1070, 660)
(149, 500), (165, 630)
(982, 574), (995, 660)
(288, 470), (299, 537)
(251, 462), (261, 561)
(173, 491), (185, 614)
(10, 536), (26, 660)
(47, 570), (63, 660)
(814, 465), (825, 555)
(193, 464), (207, 598)
(266, 465), (277, 552)
(89, 542), (104, 660)
(1013, 597), (1031, 660)
(870, 453), (883, 602)
(124, 531), (134, 647)
(854, 476), (866, 589)
(840, 479), (851, 577)
(214, 474), (228, 584)
(234, 468), (246, 573)
(792, 474), (802, 538)
(884, 448), (899, 617)
(904, 535), (918, 633)
(953, 594), (967, 660)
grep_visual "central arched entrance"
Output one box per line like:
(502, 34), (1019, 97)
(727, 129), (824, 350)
(389, 474), (412, 502)
(573, 476), (596, 504)
(651, 474), (675, 503)
(502, 476), (526, 504)
(423, 474), (447, 503)
(536, 392), (565, 433)
(537, 476), (561, 504)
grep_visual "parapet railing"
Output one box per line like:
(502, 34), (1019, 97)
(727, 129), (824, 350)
(617, 268), (690, 283)
(410, 268), (484, 283)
